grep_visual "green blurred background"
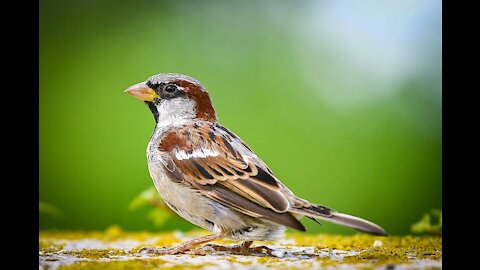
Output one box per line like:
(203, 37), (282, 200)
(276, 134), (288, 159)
(40, 0), (441, 235)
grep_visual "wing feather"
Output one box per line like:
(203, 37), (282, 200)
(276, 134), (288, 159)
(158, 122), (295, 222)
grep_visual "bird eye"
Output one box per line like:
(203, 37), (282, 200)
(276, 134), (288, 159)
(164, 84), (178, 93)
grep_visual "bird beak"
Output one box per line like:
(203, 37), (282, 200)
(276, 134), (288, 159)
(124, 82), (160, 101)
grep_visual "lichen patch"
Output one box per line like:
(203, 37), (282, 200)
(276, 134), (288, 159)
(39, 230), (442, 270)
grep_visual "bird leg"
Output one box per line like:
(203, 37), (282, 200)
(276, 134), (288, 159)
(140, 232), (225, 255)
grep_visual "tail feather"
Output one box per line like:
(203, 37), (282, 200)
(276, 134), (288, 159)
(291, 204), (387, 236)
(325, 212), (387, 236)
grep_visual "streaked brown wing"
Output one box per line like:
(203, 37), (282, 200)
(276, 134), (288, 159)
(159, 122), (305, 231)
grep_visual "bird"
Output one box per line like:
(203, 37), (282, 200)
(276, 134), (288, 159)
(125, 73), (387, 255)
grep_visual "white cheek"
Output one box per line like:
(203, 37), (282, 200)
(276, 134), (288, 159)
(156, 97), (196, 127)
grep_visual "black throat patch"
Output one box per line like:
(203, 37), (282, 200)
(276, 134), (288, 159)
(145, 101), (159, 123)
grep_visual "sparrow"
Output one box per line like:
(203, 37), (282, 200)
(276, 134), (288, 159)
(125, 73), (387, 255)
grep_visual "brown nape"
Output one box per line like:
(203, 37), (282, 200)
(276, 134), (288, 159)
(175, 79), (217, 122)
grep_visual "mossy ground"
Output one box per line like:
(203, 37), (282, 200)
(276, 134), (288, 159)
(39, 226), (441, 269)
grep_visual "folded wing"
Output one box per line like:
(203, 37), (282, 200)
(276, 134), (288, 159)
(158, 122), (305, 231)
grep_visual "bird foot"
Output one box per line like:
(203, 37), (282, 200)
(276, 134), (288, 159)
(138, 240), (279, 257)
(138, 233), (227, 256)
(201, 243), (276, 256)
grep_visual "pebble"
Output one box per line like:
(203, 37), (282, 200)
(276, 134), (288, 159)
(373, 240), (383, 247)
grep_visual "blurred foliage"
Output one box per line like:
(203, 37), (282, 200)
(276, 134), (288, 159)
(128, 186), (164, 210)
(147, 208), (173, 228)
(39, 201), (62, 217)
(410, 209), (442, 235)
(40, 0), (441, 234)
(129, 187), (174, 228)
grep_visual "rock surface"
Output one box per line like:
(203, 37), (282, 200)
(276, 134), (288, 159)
(39, 226), (442, 269)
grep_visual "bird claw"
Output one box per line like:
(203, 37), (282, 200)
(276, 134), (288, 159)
(251, 245), (275, 256)
(185, 248), (209, 256)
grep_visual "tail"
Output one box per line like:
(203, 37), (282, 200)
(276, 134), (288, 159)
(291, 204), (388, 236)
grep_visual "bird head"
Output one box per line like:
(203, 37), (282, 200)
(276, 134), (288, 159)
(125, 73), (217, 124)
